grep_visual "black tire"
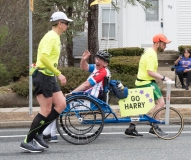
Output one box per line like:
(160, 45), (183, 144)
(152, 107), (184, 140)
(56, 95), (104, 145)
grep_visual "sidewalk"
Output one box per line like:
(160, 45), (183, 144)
(0, 104), (190, 128)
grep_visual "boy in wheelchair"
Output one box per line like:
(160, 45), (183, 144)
(43, 50), (111, 141)
(174, 48), (191, 90)
(69, 50), (111, 98)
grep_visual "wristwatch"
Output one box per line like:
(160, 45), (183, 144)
(161, 76), (165, 81)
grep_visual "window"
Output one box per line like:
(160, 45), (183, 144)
(101, 8), (116, 39)
(146, 0), (159, 21)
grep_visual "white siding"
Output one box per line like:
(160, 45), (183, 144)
(97, 0), (191, 51)
(177, 0), (191, 45)
(99, 39), (118, 50)
(163, 0), (177, 50)
(98, 4), (121, 50)
(124, 3), (144, 48)
(117, 2), (124, 48)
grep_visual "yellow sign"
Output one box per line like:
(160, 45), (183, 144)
(90, 0), (111, 6)
(30, 0), (34, 12)
(119, 87), (155, 117)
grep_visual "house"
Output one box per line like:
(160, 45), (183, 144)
(73, 32), (88, 67)
(98, 0), (191, 51)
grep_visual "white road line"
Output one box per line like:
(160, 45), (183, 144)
(100, 131), (191, 135)
(0, 131), (190, 138)
(0, 135), (26, 138)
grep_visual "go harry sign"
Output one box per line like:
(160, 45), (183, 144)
(119, 87), (155, 117)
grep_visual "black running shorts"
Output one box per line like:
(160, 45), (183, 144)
(32, 71), (61, 97)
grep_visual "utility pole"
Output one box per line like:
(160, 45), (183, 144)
(29, 0), (33, 115)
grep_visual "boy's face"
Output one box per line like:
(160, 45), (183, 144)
(94, 57), (108, 70)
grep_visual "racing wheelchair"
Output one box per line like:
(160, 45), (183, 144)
(56, 78), (184, 145)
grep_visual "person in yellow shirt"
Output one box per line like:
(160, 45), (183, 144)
(20, 11), (73, 153)
(125, 34), (172, 138)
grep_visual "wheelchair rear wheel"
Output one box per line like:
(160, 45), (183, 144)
(152, 107), (184, 140)
(56, 95), (104, 145)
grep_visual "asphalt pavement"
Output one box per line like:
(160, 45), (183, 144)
(1, 125), (191, 160)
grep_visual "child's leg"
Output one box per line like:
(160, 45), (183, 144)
(43, 122), (53, 136)
(50, 120), (57, 137)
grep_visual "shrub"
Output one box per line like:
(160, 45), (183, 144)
(11, 67), (89, 96)
(178, 45), (191, 54)
(107, 47), (144, 57)
(109, 56), (140, 75)
(59, 67), (89, 94)
(0, 25), (9, 47)
(11, 76), (29, 96)
(0, 60), (11, 86)
(111, 72), (136, 88)
(11, 67), (137, 97)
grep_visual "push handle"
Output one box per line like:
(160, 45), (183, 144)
(163, 80), (175, 84)
(163, 81), (175, 125)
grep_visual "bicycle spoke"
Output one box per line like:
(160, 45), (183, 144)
(56, 96), (104, 145)
(152, 107), (184, 140)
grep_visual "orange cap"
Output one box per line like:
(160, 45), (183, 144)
(153, 34), (171, 44)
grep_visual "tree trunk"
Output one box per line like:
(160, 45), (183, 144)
(88, 0), (99, 64)
(66, 6), (74, 66)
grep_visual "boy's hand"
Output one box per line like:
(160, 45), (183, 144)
(82, 50), (91, 60)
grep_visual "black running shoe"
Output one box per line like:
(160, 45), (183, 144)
(43, 134), (51, 141)
(185, 85), (189, 90)
(124, 128), (143, 138)
(20, 140), (44, 153)
(149, 127), (168, 137)
(34, 134), (49, 149)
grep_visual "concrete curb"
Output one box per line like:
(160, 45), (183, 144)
(0, 119), (190, 128)
(0, 93), (39, 108)
(0, 105), (190, 128)
(0, 121), (33, 128)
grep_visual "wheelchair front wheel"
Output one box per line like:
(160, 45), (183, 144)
(152, 107), (184, 140)
(56, 95), (104, 145)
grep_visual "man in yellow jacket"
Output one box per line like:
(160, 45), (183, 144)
(125, 34), (172, 138)
(20, 11), (73, 153)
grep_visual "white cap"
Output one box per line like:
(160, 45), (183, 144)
(50, 11), (73, 22)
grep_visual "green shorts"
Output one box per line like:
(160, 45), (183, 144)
(136, 82), (162, 100)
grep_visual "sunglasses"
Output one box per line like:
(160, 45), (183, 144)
(61, 21), (69, 26)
